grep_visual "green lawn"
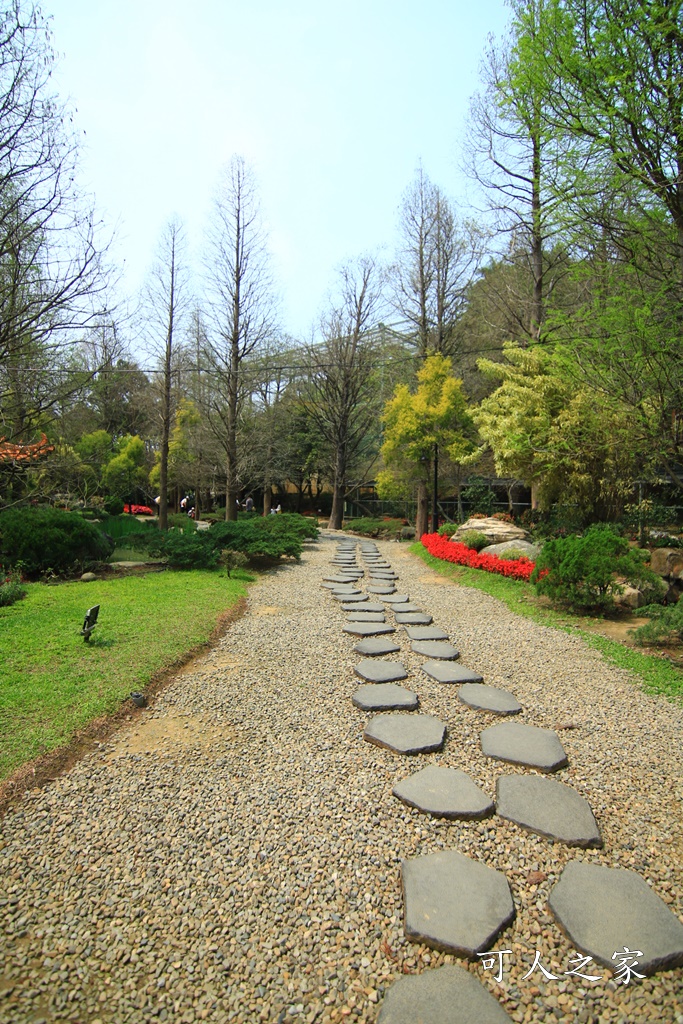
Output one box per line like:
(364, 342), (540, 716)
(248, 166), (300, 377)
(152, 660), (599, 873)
(411, 542), (683, 704)
(0, 569), (252, 781)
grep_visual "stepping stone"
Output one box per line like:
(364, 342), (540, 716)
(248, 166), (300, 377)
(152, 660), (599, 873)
(333, 592), (368, 603)
(321, 581), (343, 589)
(383, 593), (410, 604)
(458, 684), (521, 715)
(370, 570), (398, 578)
(405, 626), (449, 642)
(354, 637), (401, 656)
(368, 585), (396, 594)
(364, 714), (446, 754)
(324, 575), (360, 584)
(354, 659), (408, 682)
(402, 850), (514, 956)
(496, 775), (602, 847)
(481, 722), (568, 772)
(391, 602), (421, 612)
(411, 640), (459, 660)
(549, 860), (683, 974)
(345, 611), (386, 622)
(341, 601), (385, 613)
(353, 684), (419, 711)
(393, 765), (494, 820)
(396, 612), (434, 626)
(377, 965), (514, 1024)
(422, 661), (483, 684)
(343, 622), (396, 637)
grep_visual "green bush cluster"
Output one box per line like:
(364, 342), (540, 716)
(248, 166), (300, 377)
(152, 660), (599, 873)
(531, 524), (663, 614)
(0, 508), (115, 578)
(149, 530), (220, 570)
(209, 515), (308, 560)
(633, 602), (683, 646)
(437, 523), (459, 537)
(0, 569), (27, 607)
(342, 517), (406, 536)
(458, 530), (490, 552)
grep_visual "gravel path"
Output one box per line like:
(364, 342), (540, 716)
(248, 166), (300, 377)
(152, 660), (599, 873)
(1, 534), (683, 1024)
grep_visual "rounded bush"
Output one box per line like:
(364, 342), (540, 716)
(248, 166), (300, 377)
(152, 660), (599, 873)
(0, 507), (115, 578)
(458, 530), (489, 552)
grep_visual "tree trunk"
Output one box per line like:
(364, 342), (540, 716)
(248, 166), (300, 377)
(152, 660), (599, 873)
(328, 445), (346, 530)
(263, 488), (272, 516)
(415, 480), (429, 538)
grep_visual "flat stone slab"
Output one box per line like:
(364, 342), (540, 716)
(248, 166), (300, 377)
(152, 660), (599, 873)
(343, 622), (396, 637)
(324, 574), (361, 584)
(549, 860), (683, 974)
(377, 964), (514, 1024)
(354, 659), (408, 683)
(422, 661), (484, 684)
(370, 571), (398, 579)
(332, 592), (367, 602)
(364, 714), (446, 754)
(353, 684), (419, 711)
(411, 640), (459, 660)
(354, 638), (401, 656)
(405, 626), (448, 640)
(496, 775), (602, 847)
(342, 601), (385, 613)
(395, 612), (433, 626)
(368, 585), (396, 594)
(345, 611), (386, 622)
(393, 765), (494, 820)
(481, 722), (568, 772)
(383, 593), (410, 604)
(458, 684), (521, 715)
(402, 850), (514, 956)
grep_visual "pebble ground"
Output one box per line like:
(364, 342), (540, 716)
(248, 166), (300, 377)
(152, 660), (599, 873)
(1, 534), (683, 1024)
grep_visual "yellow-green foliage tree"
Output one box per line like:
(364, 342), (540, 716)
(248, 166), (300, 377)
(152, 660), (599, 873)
(474, 343), (640, 521)
(377, 354), (474, 537)
(102, 435), (149, 501)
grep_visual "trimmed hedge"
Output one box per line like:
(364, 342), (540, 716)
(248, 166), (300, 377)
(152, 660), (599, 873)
(0, 508), (115, 578)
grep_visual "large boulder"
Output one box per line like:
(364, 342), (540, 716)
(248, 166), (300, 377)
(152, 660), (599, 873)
(453, 517), (530, 547)
(480, 539), (541, 560)
(650, 547), (683, 579)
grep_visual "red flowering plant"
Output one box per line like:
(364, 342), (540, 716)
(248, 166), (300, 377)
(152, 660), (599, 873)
(421, 532), (536, 582)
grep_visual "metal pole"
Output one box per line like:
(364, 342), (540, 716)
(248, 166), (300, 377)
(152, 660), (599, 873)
(432, 443), (439, 533)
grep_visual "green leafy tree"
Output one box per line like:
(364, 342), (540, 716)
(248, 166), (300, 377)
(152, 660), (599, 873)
(377, 354), (475, 536)
(102, 435), (149, 501)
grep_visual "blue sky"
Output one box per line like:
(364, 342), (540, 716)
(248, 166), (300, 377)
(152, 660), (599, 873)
(45, 0), (511, 340)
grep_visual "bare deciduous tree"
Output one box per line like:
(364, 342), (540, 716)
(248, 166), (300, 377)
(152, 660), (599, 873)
(392, 167), (480, 360)
(204, 156), (277, 520)
(305, 256), (384, 530)
(0, 1), (112, 439)
(144, 217), (189, 530)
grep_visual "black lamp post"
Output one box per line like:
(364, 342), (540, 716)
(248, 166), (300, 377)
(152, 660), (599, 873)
(432, 442), (439, 534)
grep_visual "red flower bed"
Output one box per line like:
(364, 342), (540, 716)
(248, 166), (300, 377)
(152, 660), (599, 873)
(421, 532), (536, 582)
(123, 503), (155, 516)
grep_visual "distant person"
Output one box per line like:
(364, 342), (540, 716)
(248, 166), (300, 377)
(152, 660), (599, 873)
(180, 496), (187, 509)
(275, 504), (282, 514)
(245, 495), (254, 512)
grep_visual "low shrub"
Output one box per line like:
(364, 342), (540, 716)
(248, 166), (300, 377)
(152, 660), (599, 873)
(209, 517), (304, 560)
(437, 523), (459, 537)
(498, 547), (532, 561)
(531, 524), (662, 614)
(220, 549), (249, 577)
(148, 530), (220, 570)
(343, 517), (406, 537)
(0, 507), (115, 578)
(422, 532), (536, 581)
(633, 602), (683, 646)
(649, 534), (683, 549)
(0, 569), (27, 607)
(458, 530), (489, 552)
(103, 496), (125, 516)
